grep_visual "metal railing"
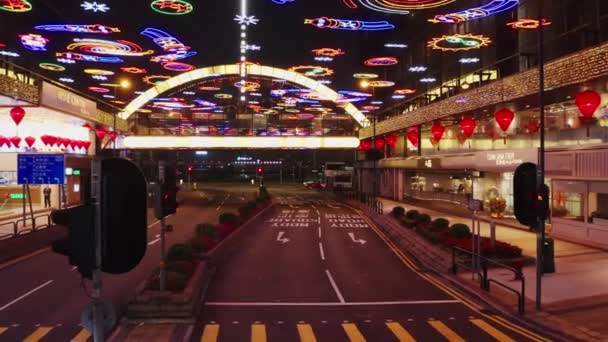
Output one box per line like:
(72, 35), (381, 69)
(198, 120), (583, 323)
(452, 246), (526, 315)
(0, 213), (52, 240)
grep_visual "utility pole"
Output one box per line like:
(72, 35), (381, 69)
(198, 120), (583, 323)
(535, 0), (546, 311)
(90, 158), (104, 341)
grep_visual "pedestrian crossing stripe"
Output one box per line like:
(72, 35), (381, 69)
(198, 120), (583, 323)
(23, 326), (53, 342)
(197, 319), (522, 341)
(70, 328), (91, 342)
(0, 327), (6, 335)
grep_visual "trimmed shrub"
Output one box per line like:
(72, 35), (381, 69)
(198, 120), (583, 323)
(166, 260), (197, 278)
(195, 223), (217, 239)
(400, 218), (416, 229)
(219, 212), (240, 226)
(167, 243), (195, 263)
(419, 229), (441, 244)
(430, 218), (450, 232)
(416, 213), (431, 225)
(405, 209), (420, 220)
(449, 223), (472, 238)
(148, 271), (188, 292)
(392, 206), (405, 217)
(189, 236), (215, 253)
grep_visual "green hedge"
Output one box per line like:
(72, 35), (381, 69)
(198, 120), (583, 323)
(430, 218), (450, 232)
(195, 223), (217, 238)
(167, 243), (195, 263)
(219, 212), (240, 226)
(449, 223), (472, 238)
(405, 210), (420, 220)
(392, 206), (405, 217)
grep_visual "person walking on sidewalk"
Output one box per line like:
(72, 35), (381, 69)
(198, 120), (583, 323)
(43, 186), (52, 208)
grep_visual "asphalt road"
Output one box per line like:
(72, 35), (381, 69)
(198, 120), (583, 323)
(0, 187), (254, 342)
(195, 189), (552, 342)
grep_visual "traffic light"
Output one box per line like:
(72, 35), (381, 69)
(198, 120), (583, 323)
(154, 165), (178, 220)
(51, 205), (95, 278)
(514, 162), (549, 229)
(187, 165), (193, 173)
(256, 167), (264, 177)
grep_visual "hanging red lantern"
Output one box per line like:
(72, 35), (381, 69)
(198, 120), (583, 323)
(68, 139), (77, 150)
(386, 134), (398, 148)
(0, 136), (7, 148)
(527, 119), (540, 134)
(407, 127), (419, 147)
(96, 127), (107, 140)
(459, 117), (477, 138)
(10, 136), (21, 148)
(108, 131), (119, 142)
(25, 136), (36, 148)
(431, 123), (445, 142)
(47, 135), (57, 147)
(40, 135), (48, 146)
(374, 137), (385, 150)
(575, 89), (601, 119)
(9, 106), (25, 126)
(83, 141), (91, 150)
(495, 108), (515, 144)
(82, 123), (92, 131)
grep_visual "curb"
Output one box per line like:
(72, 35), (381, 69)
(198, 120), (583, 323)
(348, 200), (584, 342)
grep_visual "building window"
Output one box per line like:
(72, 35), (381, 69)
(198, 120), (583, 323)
(552, 191), (584, 221)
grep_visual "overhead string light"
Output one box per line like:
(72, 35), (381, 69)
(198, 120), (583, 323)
(239, 0), (249, 103)
(429, 0), (519, 24)
(141, 28), (197, 62)
(304, 17), (394, 31)
(342, 0), (457, 14)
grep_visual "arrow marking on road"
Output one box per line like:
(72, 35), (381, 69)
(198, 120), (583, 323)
(348, 233), (367, 245)
(276, 231), (290, 244)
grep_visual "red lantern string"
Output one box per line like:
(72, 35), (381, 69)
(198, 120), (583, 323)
(9, 106), (25, 126)
(374, 137), (385, 150)
(386, 134), (398, 148)
(575, 90), (601, 137)
(25, 136), (36, 148)
(407, 127), (419, 147)
(96, 127), (107, 141)
(431, 123), (445, 150)
(495, 108), (515, 144)
(10, 136), (21, 148)
(459, 117), (477, 138)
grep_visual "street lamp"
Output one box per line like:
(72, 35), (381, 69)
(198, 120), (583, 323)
(359, 80), (370, 89)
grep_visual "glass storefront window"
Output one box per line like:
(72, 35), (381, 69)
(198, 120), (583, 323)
(0, 171), (17, 185)
(588, 192), (608, 222)
(553, 191), (584, 221)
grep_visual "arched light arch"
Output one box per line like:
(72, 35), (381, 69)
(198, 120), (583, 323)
(118, 64), (370, 127)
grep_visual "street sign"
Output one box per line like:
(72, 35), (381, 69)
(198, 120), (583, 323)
(17, 154), (65, 185)
(468, 199), (483, 211)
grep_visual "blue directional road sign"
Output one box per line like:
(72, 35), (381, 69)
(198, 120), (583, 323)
(17, 154), (66, 185)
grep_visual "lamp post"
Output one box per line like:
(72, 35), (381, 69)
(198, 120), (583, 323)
(536, 0), (546, 311)
(112, 79), (131, 152)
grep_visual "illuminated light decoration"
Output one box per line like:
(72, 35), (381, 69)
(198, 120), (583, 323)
(312, 48), (345, 57)
(304, 17), (394, 31)
(19, 34), (49, 51)
(182, 91), (195, 95)
(429, 0), (519, 24)
(102, 94), (115, 99)
(56, 58), (76, 64)
(431, 123), (445, 144)
(343, 0), (455, 13)
(121, 67), (147, 74)
(162, 61), (195, 72)
(420, 77), (436, 83)
(234, 14), (259, 25)
(119, 64), (369, 127)
(88, 86), (110, 93)
(0, 50), (19, 57)
(39, 63), (65, 72)
(111, 100), (126, 105)
(193, 99), (216, 107)
(199, 86), (220, 91)
(0, 0), (32, 12)
(408, 66), (427, 72)
(288, 65), (334, 78)
(392, 94), (406, 99)
(143, 75), (170, 85)
(364, 56), (398, 67)
(384, 43), (407, 48)
(92, 75), (108, 81)
(35, 24), (120, 34)
(68, 38), (154, 57)
(314, 56), (333, 62)
(296, 113), (316, 120)
(368, 80), (395, 88)
(124, 136), (360, 149)
(575, 89), (601, 119)
(249, 92), (263, 97)
(152, 101), (194, 109)
(428, 34), (492, 52)
(59, 77), (75, 83)
(336, 97), (367, 104)
(272, 0), (295, 3)
(234, 81), (261, 91)
(362, 105), (380, 111)
(55, 52), (123, 63)
(371, 101), (383, 105)
(84, 69), (114, 75)
(394, 88), (416, 95)
(459, 117), (477, 137)
(507, 18), (551, 29)
(459, 57), (480, 64)
(353, 73), (378, 79)
(214, 94), (233, 99)
(407, 127), (420, 147)
(339, 90), (372, 97)
(141, 28), (196, 62)
(386, 134), (398, 148)
(318, 79), (332, 85)
(81, 1), (110, 12)
(150, 0), (193, 15)
(243, 44), (261, 51)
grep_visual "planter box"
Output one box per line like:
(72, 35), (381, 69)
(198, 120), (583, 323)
(126, 260), (213, 324)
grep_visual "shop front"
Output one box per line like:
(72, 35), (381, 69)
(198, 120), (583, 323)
(547, 147), (608, 248)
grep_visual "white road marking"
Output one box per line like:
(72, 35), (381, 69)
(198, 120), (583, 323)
(319, 242), (325, 260)
(315, 209), (320, 216)
(276, 231), (290, 244)
(148, 238), (161, 246)
(70, 266), (77, 271)
(0, 280), (54, 311)
(205, 300), (460, 306)
(318, 227), (322, 239)
(148, 220), (160, 228)
(348, 232), (367, 245)
(325, 270), (345, 303)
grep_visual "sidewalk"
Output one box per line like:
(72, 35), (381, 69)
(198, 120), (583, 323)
(377, 197), (608, 339)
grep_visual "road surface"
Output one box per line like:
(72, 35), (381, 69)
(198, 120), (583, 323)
(194, 191), (551, 342)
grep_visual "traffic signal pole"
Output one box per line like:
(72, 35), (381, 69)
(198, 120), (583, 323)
(536, 0), (546, 311)
(91, 158), (105, 342)
(160, 216), (167, 292)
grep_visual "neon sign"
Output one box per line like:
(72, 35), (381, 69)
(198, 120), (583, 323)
(341, 0), (457, 13)
(234, 15), (259, 25)
(143, 75), (170, 85)
(507, 18), (551, 29)
(141, 28), (196, 62)
(150, 0), (193, 15)
(1, 0), (32, 12)
(304, 17), (394, 31)
(288, 65), (334, 77)
(368, 80), (395, 87)
(162, 62), (195, 72)
(429, 0), (520, 24)
(84, 69), (114, 75)
(121, 67), (147, 74)
(88, 86), (110, 93)
(55, 52), (123, 63)
(364, 57), (398, 66)
(35, 24), (120, 34)
(428, 34), (492, 51)
(312, 48), (345, 57)
(81, 1), (109, 12)
(353, 73), (378, 79)
(39, 63), (65, 71)
(19, 34), (49, 51)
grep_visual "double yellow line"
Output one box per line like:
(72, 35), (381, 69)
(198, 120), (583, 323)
(0, 247), (50, 271)
(358, 210), (552, 342)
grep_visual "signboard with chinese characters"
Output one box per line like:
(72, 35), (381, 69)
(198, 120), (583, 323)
(17, 154), (65, 185)
(41, 81), (97, 119)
